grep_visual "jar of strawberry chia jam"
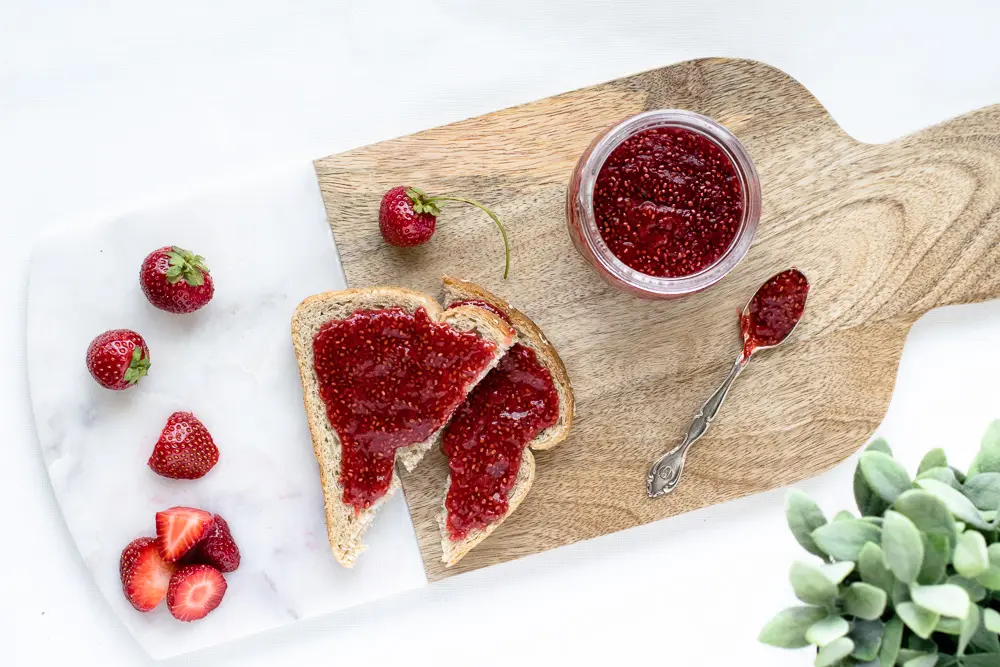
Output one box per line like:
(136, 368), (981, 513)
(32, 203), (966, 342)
(567, 109), (761, 299)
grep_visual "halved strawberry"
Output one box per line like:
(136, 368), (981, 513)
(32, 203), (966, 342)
(155, 507), (214, 562)
(120, 537), (177, 612)
(147, 412), (220, 480)
(166, 565), (228, 621)
(189, 514), (241, 573)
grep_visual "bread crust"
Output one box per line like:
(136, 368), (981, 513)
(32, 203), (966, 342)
(291, 286), (514, 567)
(438, 277), (575, 566)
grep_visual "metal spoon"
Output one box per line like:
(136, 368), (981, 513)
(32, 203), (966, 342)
(646, 268), (810, 499)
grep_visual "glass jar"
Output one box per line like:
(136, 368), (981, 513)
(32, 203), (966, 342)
(567, 109), (761, 299)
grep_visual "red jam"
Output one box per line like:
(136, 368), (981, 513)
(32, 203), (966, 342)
(593, 126), (744, 277)
(449, 299), (512, 325)
(312, 307), (499, 511)
(741, 269), (809, 356)
(442, 344), (559, 540)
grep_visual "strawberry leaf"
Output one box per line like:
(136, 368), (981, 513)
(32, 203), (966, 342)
(405, 187), (441, 217)
(123, 346), (150, 384)
(182, 267), (205, 287)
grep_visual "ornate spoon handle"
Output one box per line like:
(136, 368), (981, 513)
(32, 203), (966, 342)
(646, 352), (750, 498)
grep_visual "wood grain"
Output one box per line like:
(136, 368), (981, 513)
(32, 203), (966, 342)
(313, 58), (1000, 581)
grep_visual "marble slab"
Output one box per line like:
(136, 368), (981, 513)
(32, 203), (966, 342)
(26, 166), (429, 659)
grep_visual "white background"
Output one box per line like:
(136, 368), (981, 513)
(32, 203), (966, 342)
(4, 1), (1000, 665)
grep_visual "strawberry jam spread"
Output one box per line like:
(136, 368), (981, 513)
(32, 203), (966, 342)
(312, 307), (498, 511)
(593, 126), (744, 277)
(441, 342), (559, 541)
(741, 269), (809, 356)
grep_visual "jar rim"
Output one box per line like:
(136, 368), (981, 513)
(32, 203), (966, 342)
(572, 109), (761, 297)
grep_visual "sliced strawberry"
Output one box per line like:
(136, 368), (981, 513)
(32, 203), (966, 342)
(120, 537), (177, 612)
(155, 507), (214, 562)
(166, 565), (228, 622)
(147, 412), (220, 480)
(189, 515), (241, 573)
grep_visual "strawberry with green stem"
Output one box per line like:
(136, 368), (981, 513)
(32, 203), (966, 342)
(86, 329), (151, 390)
(378, 186), (511, 279)
(140, 246), (215, 314)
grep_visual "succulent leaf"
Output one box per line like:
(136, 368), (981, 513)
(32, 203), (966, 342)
(820, 561), (856, 585)
(917, 533), (950, 585)
(858, 542), (895, 594)
(860, 451), (912, 503)
(908, 583), (970, 619)
(879, 616), (904, 667)
(882, 511), (924, 584)
(963, 472), (1000, 511)
(970, 611), (1000, 652)
(896, 601), (939, 639)
(865, 438), (891, 455)
(786, 490), (829, 558)
(954, 530), (990, 578)
(855, 462), (890, 517)
(893, 489), (957, 544)
(843, 582), (887, 620)
(918, 448), (948, 475)
(916, 466), (962, 490)
(791, 561), (839, 606)
(915, 479), (990, 529)
(958, 602), (980, 655)
(759, 606), (829, 648)
(984, 607), (1000, 633)
(848, 619), (883, 662)
(946, 574), (987, 602)
(970, 420), (1000, 475)
(806, 615), (850, 647)
(901, 655), (939, 667)
(814, 637), (854, 667)
(975, 564), (1000, 591)
(812, 520), (882, 562)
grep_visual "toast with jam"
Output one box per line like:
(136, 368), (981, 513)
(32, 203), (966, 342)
(291, 287), (515, 567)
(438, 277), (574, 566)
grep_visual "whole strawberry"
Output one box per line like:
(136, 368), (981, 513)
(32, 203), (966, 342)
(377, 186), (511, 278)
(86, 329), (150, 390)
(140, 246), (214, 314)
(187, 514), (241, 573)
(148, 412), (220, 480)
(378, 186), (437, 246)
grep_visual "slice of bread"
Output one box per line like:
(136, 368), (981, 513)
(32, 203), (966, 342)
(291, 286), (515, 567)
(438, 277), (574, 566)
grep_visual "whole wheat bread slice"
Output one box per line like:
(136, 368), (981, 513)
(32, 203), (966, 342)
(291, 286), (514, 567)
(438, 277), (574, 567)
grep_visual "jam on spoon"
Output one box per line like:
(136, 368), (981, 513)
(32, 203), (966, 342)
(740, 268), (810, 356)
(646, 268), (810, 498)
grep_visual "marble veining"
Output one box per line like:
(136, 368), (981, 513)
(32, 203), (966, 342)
(26, 166), (428, 659)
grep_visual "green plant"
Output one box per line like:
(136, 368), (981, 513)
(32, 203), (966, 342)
(760, 423), (1000, 666)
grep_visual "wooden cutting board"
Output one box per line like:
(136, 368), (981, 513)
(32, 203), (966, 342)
(314, 58), (1000, 581)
